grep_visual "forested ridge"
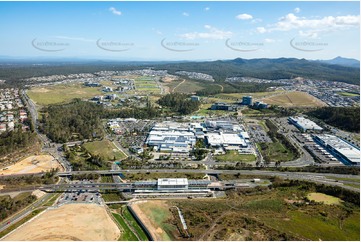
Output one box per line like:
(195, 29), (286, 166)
(157, 93), (201, 114)
(1, 58), (359, 88)
(0, 130), (38, 157)
(40, 99), (105, 143)
(307, 107), (360, 132)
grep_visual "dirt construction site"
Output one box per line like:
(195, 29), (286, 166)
(1, 203), (121, 241)
(0, 155), (63, 175)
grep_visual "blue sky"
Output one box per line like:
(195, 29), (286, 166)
(0, 1), (359, 60)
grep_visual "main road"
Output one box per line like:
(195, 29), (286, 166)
(54, 168), (360, 192)
(21, 89), (72, 172)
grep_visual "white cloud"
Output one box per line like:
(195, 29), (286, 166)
(204, 7), (210, 11)
(251, 18), (263, 24)
(256, 27), (267, 33)
(236, 13), (253, 20)
(109, 7), (121, 16)
(298, 30), (319, 39)
(179, 25), (232, 40)
(294, 7), (301, 13)
(257, 13), (360, 34)
(264, 38), (276, 43)
(182, 12), (189, 17)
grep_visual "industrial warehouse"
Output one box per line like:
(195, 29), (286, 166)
(313, 134), (360, 166)
(288, 116), (323, 132)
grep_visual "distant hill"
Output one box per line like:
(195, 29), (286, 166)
(155, 57), (360, 85)
(316, 56), (360, 68)
(0, 57), (359, 86)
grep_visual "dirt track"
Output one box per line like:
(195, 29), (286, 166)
(2, 203), (120, 241)
(0, 155), (63, 175)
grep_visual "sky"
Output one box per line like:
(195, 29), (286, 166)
(0, 1), (359, 61)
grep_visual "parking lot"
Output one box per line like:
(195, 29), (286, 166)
(56, 180), (103, 206)
(117, 120), (155, 149)
(295, 133), (342, 166)
(247, 124), (272, 143)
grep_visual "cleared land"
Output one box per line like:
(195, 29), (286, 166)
(27, 83), (103, 105)
(0, 155), (62, 175)
(83, 140), (126, 161)
(169, 185), (360, 241)
(215, 151), (256, 162)
(2, 203), (120, 241)
(214, 91), (284, 101)
(134, 77), (161, 94)
(130, 200), (178, 241)
(261, 91), (326, 107)
(307, 192), (342, 205)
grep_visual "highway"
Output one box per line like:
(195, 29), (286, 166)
(21, 90), (72, 172)
(55, 168), (360, 192)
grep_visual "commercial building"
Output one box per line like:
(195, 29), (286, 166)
(146, 122), (196, 153)
(210, 102), (237, 111)
(132, 178), (212, 198)
(253, 101), (268, 109)
(313, 134), (360, 166)
(288, 116), (323, 132)
(191, 95), (200, 102)
(206, 132), (247, 150)
(242, 96), (253, 105)
(157, 178), (188, 190)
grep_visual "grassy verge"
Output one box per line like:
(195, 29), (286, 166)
(122, 206), (149, 240)
(215, 151), (256, 162)
(343, 183), (360, 189)
(83, 140), (126, 161)
(102, 192), (123, 202)
(112, 213), (138, 241)
(325, 176), (360, 182)
(100, 175), (114, 183)
(0, 208), (46, 239)
(42, 193), (62, 207)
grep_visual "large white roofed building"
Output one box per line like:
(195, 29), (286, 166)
(157, 178), (188, 190)
(288, 116), (323, 132)
(313, 134), (360, 166)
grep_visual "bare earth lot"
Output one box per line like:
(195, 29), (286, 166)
(2, 203), (120, 241)
(261, 91), (327, 107)
(0, 155), (62, 175)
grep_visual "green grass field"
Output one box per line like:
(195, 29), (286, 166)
(215, 151), (256, 162)
(257, 142), (297, 162)
(27, 83), (103, 105)
(83, 140), (126, 161)
(307, 192), (342, 205)
(112, 213), (138, 241)
(136, 201), (177, 241)
(134, 76), (160, 94)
